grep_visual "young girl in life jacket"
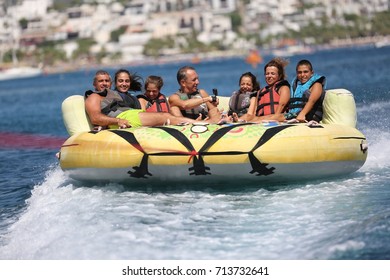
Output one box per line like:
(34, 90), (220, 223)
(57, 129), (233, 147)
(237, 57), (290, 123)
(114, 69), (143, 109)
(228, 72), (260, 117)
(138, 75), (170, 113)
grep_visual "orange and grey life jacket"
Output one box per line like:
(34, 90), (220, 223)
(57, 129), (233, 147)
(137, 93), (169, 112)
(85, 89), (139, 118)
(256, 80), (290, 116)
(228, 90), (253, 117)
(289, 74), (326, 122)
(174, 90), (208, 119)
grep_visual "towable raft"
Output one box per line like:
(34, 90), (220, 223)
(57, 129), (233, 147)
(59, 89), (368, 184)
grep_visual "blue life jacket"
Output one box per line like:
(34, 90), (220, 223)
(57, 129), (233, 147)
(289, 74), (326, 121)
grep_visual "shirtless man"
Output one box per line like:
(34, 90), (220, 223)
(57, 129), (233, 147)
(168, 66), (221, 121)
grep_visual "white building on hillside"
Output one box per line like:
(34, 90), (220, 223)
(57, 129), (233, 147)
(7, 0), (52, 20)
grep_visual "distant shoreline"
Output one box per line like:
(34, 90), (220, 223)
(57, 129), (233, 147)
(40, 35), (390, 75)
(43, 49), (246, 75)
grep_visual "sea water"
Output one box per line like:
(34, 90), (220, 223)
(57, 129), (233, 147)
(0, 46), (389, 260)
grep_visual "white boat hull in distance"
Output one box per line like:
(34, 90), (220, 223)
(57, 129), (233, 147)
(0, 67), (43, 81)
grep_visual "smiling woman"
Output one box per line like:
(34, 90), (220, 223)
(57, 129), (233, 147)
(238, 57), (290, 123)
(113, 69), (143, 109)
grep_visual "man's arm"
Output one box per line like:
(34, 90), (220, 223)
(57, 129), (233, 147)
(85, 94), (130, 128)
(168, 92), (215, 110)
(199, 89), (220, 120)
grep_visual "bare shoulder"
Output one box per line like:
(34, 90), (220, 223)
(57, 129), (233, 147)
(279, 85), (291, 92)
(168, 92), (180, 100)
(85, 92), (102, 106)
(311, 82), (323, 91)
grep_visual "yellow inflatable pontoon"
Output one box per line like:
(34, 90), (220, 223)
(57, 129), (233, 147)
(59, 89), (368, 184)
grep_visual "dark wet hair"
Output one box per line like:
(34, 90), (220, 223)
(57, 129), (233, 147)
(296, 59), (313, 71)
(177, 65), (196, 84)
(264, 57), (289, 80)
(114, 69), (143, 92)
(145, 75), (164, 90)
(239, 72), (260, 91)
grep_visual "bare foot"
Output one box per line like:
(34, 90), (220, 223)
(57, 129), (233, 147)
(195, 114), (203, 121)
(217, 114), (233, 125)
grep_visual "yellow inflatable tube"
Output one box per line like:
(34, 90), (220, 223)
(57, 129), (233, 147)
(59, 89), (367, 183)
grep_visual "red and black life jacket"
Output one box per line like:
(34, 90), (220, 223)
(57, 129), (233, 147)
(256, 80), (290, 116)
(137, 93), (169, 113)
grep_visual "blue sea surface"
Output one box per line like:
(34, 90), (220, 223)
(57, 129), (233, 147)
(0, 46), (389, 259)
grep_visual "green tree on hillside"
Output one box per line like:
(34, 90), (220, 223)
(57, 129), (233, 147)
(72, 38), (95, 60)
(371, 11), (390, 35)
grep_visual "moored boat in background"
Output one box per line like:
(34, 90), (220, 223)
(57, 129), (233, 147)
(0, 66), (43, 81)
